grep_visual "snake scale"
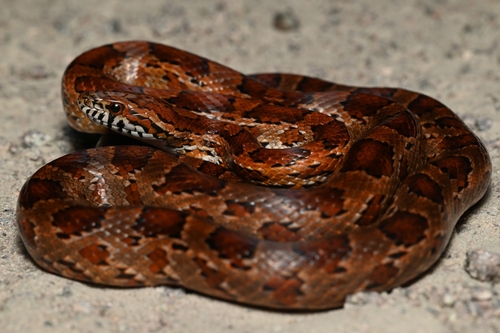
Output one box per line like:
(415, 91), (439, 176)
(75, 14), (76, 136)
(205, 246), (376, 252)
(17, 41), (491, 309)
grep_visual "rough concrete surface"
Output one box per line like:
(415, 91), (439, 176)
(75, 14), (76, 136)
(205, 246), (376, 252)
(1, 0), (499, 332)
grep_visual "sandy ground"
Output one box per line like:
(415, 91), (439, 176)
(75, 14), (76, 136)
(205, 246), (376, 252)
(1, 0), (499, 332)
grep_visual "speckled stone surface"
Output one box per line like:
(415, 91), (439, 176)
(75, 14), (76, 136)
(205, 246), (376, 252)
(1, 1), (499, 332)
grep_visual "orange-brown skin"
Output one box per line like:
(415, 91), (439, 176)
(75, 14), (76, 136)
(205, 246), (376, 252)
(17, 41), (491, 309)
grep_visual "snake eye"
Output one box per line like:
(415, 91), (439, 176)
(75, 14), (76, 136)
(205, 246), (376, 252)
(106, 102), (124, 113)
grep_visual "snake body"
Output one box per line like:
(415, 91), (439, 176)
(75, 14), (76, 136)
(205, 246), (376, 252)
(17, 41), (491, 309)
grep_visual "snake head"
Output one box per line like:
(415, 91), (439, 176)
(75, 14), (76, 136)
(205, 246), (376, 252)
(77, 91), (162, 140)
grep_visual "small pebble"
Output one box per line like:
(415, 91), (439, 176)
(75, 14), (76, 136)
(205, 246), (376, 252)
(475, 118), (492, 131)
(274, 11), (300, 31)
(442, 293), (456, 306)
(471, 288), (493, 302)
(21, 130), (51, 148)
(465, 250), (500, 283)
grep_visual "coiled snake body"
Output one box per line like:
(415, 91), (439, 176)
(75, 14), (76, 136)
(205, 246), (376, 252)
(17, 41), (491, 309)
